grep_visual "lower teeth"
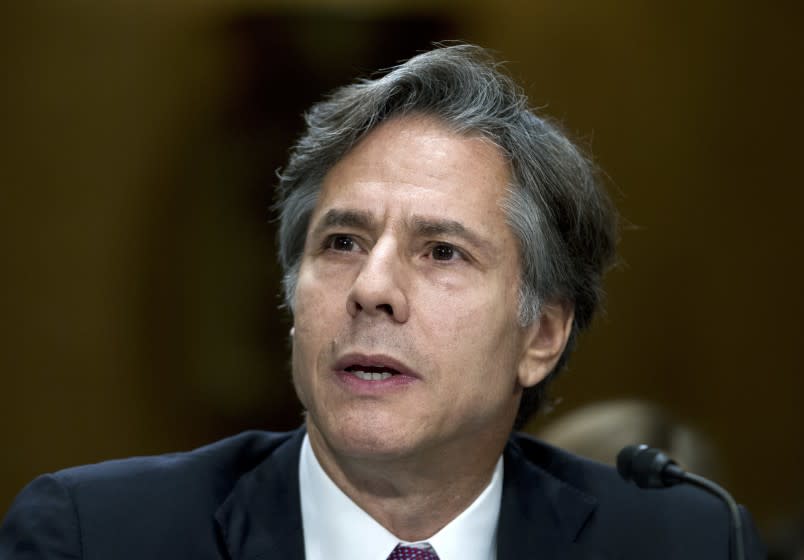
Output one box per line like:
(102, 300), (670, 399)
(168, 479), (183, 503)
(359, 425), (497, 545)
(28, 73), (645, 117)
(352, 370), (392, 381)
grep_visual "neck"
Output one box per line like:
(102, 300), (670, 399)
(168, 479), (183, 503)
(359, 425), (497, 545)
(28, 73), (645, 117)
(306, 422), (507, 541)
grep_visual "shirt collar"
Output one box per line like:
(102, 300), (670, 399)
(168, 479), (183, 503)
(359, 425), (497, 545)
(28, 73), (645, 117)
(299, 433), (502, 560)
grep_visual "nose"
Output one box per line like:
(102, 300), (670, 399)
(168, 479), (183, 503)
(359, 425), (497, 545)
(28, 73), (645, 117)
(346, 239), (410, 323)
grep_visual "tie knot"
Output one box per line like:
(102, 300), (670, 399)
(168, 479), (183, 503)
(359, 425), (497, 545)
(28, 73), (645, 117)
(386, 543), (440, 560)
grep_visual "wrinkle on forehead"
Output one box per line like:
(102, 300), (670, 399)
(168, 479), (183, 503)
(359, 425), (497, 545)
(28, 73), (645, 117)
(338, 114), (510, 186)
(309, 114), (519, 263)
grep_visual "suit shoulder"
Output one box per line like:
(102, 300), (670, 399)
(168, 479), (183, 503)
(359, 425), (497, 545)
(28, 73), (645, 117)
(47, 430), (296, 517)
(509, 432), (750, 557)
(511, 431), (723, 508)
(3, 430), (302, 558)
(55, 430), (292, 485)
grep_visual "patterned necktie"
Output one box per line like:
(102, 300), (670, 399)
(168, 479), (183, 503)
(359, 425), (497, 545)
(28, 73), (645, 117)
(386, 543), (440, 560)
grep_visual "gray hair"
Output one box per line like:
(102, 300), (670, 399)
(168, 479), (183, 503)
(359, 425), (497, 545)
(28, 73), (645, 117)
(276, 44), (617, 428)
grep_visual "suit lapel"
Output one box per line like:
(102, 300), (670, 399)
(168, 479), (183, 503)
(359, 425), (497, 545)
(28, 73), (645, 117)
(215, 428), (306, 560)
(497, 436), (616, 560)
(213, 429), (617, 560)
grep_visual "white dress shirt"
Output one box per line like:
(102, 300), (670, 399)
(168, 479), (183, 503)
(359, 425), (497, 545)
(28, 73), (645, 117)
(299, 433), (502, 560)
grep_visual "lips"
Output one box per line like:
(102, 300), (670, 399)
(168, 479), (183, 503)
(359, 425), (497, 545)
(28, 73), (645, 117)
(334, 354), (418, 381)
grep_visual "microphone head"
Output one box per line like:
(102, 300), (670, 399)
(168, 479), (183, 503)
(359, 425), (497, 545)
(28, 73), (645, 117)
(617, 444), (682, 488)
(616, 444), (645, 481)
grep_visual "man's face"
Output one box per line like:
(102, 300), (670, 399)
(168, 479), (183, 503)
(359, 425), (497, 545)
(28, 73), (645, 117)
(291, 115), (544, 464)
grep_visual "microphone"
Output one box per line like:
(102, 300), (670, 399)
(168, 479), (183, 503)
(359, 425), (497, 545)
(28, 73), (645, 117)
(616, 444), (745, 560)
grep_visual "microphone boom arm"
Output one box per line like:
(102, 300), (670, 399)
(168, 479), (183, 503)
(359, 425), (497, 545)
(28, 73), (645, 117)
(676, 470), (745, 560)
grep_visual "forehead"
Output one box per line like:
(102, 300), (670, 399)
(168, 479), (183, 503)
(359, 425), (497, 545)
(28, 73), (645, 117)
(313, 115), (515, 240)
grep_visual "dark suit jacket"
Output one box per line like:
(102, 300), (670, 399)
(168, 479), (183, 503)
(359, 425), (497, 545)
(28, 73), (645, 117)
(1, 428), (765, 559)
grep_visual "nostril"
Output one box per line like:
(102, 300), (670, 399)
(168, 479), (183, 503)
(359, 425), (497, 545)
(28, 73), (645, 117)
(377, 303), (393, 315)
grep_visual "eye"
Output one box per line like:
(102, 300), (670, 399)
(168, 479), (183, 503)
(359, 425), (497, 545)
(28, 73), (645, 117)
(431, 243), (459, 261)
(326, 234), (359, 252)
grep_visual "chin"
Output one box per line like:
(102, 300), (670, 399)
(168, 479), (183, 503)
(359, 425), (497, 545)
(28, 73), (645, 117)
(314, 410), (418, 460)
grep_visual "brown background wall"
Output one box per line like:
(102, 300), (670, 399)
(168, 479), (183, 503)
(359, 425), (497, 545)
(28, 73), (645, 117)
(2, 0), (802, 538)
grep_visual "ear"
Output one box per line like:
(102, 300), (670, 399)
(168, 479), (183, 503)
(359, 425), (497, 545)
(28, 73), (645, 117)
(517, 301), (575, 388)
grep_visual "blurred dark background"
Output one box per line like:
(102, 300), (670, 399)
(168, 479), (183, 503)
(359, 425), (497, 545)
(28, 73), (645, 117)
(2, 0), (802, 544)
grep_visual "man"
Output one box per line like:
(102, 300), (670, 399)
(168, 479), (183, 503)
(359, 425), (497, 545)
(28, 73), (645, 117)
(1, 44), (764, 559)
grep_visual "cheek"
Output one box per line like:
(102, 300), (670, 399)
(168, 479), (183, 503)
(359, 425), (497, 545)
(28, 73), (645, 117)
(294, 257), (357, 321)
(418, 280), (516, 341)
(294, 266), (340, 332)
(290, 273), (334, 399)
(417, 298), (520, 398)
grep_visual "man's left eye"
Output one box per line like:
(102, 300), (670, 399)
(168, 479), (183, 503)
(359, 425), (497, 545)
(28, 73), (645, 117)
(431, 244), (458, 261)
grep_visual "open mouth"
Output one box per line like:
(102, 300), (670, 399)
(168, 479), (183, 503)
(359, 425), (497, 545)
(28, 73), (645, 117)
(344, 365), (401, 381)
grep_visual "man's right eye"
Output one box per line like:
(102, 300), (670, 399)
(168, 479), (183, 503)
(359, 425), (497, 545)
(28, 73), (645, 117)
(327, 235), (357, 252)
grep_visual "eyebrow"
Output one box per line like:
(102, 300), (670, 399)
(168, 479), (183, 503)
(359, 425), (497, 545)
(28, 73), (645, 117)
(409, 216), (493, 255)
(311, 208), (377, 238)
(310, 208), (494, 255)
(411, 217), (484, 244)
